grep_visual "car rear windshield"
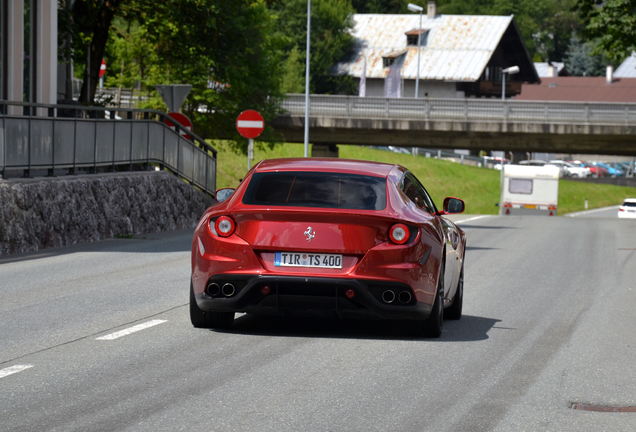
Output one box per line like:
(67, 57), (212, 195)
(623, 201), (636, 207)
(242, 171), (387, 210)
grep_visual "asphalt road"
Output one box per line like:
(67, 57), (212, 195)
(1, 214), (636, 431)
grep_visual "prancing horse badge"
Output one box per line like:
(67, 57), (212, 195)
(304, 227), (315, 242)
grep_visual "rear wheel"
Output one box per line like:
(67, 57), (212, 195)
(410, 266), (444, 338)
(190, 282), (235, 329)
(423, 286), (444, 337)
(446, 261), (464, 320)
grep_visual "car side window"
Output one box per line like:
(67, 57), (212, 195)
(401, 172), (437, 214)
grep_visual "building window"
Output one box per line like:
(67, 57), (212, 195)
(383, 57), (395, 68)
(405, 29), (428, 47)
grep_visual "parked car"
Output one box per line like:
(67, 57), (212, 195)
(190, 158), (467, 337)
(569, 161), (608, 177)
(519, 160), (566, 177)
(483, 156), (509, 170)
(590, 162), (624, 177)
(618, 198), (636, 219)
(548, 160), (590, 178)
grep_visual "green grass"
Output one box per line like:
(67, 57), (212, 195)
(211, 141), (636, 215)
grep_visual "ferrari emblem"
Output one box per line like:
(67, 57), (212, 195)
(304, 227), (315, 242)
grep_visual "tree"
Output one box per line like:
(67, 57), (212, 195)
(575, 0), (636, 65)
(564, 36), (607, 75)
(271, 0), (357, 94)
(68, 0), (126, 104)
(436, 0), (582, 62)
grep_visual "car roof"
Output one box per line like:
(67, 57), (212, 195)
(623, 198), (636, 203)
(253, 158), (397, 177)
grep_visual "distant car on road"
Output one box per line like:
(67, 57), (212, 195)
(190, 158), (467, 337)
(618, 198), (636, 219)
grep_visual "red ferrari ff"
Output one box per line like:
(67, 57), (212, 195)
(190, 158), (466, 337)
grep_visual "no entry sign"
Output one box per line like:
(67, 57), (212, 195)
(99, 59), (106, 78)
(165, 112), (193, 139)
(236, 110), (264, 139)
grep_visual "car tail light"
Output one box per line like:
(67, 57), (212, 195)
(619, 208), (625, 212)
(213, 216), (236, 237)
(389, 224), (409, 245)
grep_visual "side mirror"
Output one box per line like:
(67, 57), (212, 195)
(215, 188), (235, 203)
(443, 197), (465, 214)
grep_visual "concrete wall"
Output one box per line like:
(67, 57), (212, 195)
(0, 171), (214, 256)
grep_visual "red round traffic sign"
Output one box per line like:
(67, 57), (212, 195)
(236, 110), (264, 139)
(99, 59), (106, 78)
(165, 112), (193, 139)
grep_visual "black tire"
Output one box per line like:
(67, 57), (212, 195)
(423, 286), (444, 338)
(409, 265), (444, 338)
(446, 261), (464, 320)
(190, 282), (235, 329)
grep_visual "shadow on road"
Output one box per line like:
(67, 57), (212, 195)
(219, 313), (501, 342)
(0, 228), (194, 264)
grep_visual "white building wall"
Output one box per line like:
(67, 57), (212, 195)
(359, 78), (463, 99)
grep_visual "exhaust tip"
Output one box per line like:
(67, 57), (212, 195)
(398, 291), (412, 304)
(222, 283), (236, 297)
(381, 290), (396, 304)
(206, 283), (220, 297)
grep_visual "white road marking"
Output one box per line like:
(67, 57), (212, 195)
(0, 365), (33, 379)
(454, 215), (492, 224)
(565, 205), (620, 217)
(96, 319), (167, 340)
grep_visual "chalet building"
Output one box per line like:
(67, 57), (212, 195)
(334, 2), (539, 99)
(517, 66), (636, 102)
(615, 52), (636, 78)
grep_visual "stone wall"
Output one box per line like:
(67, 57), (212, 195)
(0, 171), (214, 256)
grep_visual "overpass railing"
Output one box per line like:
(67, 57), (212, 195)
(281, 94), (636, 125)
(0, 101), (217, 195)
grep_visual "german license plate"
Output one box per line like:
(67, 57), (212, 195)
(274, 252), (343, 269)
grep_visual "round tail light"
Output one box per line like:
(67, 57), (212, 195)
(389, 224), (409, 245)
(214, 216), (236, 237)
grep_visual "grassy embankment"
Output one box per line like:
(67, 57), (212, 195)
(211, 141), (636, 215)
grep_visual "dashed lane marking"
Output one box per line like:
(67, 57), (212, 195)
(96, 319), (167, 340)
(454, 215), (492, 224)
(0, 365), (33, 379)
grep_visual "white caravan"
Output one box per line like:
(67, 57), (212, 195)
(500, 165), (560, 216)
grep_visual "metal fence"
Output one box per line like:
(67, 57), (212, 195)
(281, 94), (636, 125)
(0, 101), (218, 196)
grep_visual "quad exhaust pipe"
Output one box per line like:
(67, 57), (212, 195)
(222, 283), (235, 297)
(382, 289), (412, 304)
(206, 282), (236, 297)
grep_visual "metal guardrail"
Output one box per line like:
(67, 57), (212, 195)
(281, 94), (636, 125)
(0, 101), (218, 196)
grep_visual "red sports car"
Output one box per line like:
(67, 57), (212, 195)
(190, 158), (466, 337)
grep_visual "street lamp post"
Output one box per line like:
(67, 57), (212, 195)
(304, 0), (311, 157)
(407, 3), (424, 99)
(501, 65), (520, 100)
(499, 65), (519, 214)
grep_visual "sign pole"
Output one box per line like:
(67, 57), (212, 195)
(247, 139), (254, 170)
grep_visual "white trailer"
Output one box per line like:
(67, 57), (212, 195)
(500, 165), (560, 216)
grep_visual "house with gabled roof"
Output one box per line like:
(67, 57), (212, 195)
(334, 2), (539, 99)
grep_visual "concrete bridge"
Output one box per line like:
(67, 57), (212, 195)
(272, 94), (636, 156)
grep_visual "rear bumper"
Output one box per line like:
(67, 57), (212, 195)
(195, 275), (432, 321)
